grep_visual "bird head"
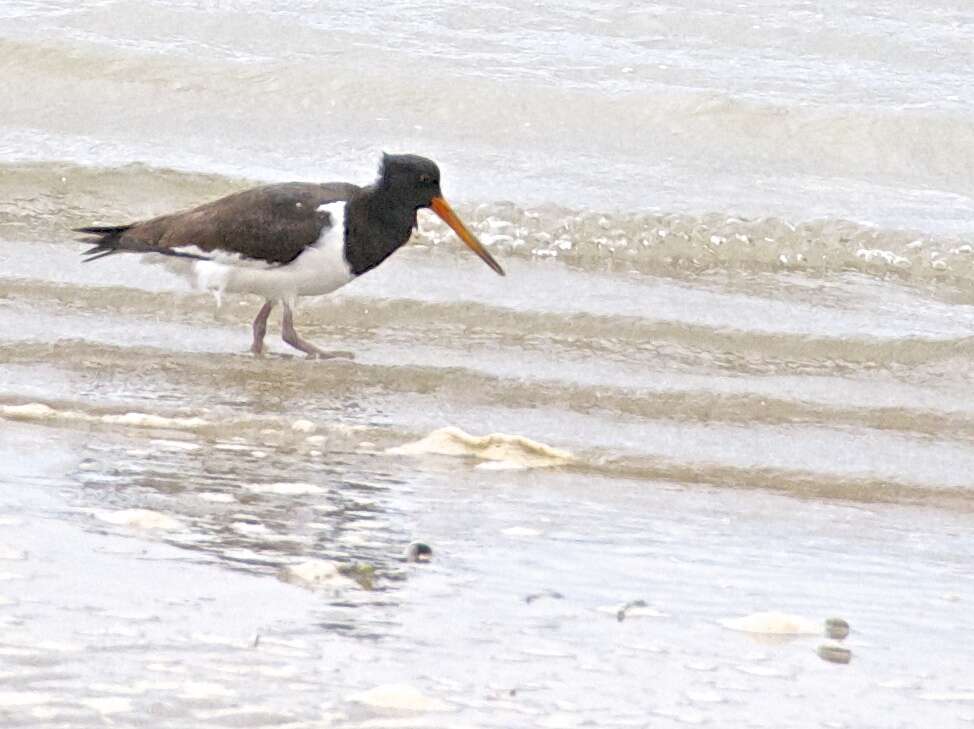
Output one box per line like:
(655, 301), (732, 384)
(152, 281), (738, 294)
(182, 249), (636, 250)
(378, 153), (505, 276)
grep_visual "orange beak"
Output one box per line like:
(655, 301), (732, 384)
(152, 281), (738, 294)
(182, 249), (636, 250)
(430, 196), (505, 276)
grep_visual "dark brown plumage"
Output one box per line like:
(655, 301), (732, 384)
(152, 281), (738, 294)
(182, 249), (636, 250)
(80, 182), (360, 266)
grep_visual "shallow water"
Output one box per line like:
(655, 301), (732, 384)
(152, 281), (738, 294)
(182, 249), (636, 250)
(2, 1), (974, 727)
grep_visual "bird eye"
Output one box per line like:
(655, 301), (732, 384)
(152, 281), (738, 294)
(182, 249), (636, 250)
(419, 174), (433, 185)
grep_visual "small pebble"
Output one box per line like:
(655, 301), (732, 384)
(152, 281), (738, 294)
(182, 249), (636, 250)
(597, 601), (667, 620)
(404, 542), (433, 563)
(525, 589), (564, 604)
(825, 617), (850, 640)
(617, 599), (647, 622)
(817, 644), (852, 664)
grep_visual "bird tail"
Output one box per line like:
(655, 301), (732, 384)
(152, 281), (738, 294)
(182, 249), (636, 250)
(75, 225), (135, 263)
(75, 224), (211, 263)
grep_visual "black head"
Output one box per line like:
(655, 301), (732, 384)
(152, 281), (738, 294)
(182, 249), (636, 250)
(377, 153), (442, 209)
(372, 152), (505, 276)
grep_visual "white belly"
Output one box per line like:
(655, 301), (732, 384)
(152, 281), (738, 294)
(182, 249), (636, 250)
(180, 202), (354, 302)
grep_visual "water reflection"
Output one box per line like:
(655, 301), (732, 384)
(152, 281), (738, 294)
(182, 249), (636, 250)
(73, 436), (413, 599)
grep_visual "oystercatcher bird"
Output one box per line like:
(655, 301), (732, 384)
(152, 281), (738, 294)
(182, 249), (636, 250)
(76, 154), (505, 357)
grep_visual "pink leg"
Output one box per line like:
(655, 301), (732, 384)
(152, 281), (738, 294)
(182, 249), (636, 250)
(250, 300), (274, 356)
(280, 301), (353, 359)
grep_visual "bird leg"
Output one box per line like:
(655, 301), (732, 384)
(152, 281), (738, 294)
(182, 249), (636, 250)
(281, 301), (353, 359)
(250, 300), (275, 356)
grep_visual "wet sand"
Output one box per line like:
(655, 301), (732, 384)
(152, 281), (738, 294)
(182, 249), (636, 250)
(3, 416), (974, 727)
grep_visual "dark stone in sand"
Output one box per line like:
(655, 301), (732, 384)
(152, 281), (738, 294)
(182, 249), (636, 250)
(617, 599), (648, 622)
(825, 617), (850, 640)
(525, 589), (564, 604)
(817, 644), (852, 664)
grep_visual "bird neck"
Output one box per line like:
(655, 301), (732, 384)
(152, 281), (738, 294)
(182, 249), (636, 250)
(343, 185), (417, 276)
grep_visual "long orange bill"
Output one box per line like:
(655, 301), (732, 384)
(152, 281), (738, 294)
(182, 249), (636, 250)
(430, 196), (505, 276)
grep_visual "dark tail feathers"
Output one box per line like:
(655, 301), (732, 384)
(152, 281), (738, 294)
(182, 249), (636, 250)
(75, 225), (134, 263)
(75, 225), (211, 263)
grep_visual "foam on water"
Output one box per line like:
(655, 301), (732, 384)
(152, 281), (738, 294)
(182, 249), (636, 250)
(0, 402), (210, 431)
(4, 389), (974, 508)
(4, 160), (974, 294)
(0, 546), (28, 561)
(346, 683), (452, 713)
(243, 482), (324, 496)
(420, 202), (974, 288)
(387, 426), (574, 469)
(93, 509), (185, 531)
(718, 612), (823, 636)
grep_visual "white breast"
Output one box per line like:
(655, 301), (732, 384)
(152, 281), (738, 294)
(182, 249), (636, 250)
(186, 202), (354, 303)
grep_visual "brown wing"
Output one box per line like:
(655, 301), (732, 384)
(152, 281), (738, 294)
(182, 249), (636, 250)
(79, 182), (360, 265)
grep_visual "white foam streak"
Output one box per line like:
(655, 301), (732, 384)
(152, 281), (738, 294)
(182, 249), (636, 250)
(387, 426), (573, 469)
(0, 403), (209, 431)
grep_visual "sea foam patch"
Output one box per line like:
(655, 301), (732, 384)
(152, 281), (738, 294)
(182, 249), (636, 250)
(242, 482), (324, 496)
(0, 402), (208, 431)
(94, 509), (184, 531)
(279, 560), (358, 592)
(386, 426), (573, 469)
(0, 546), (27, 561)
(347, 683), (452, 712)
(718, 611), (822, 635)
